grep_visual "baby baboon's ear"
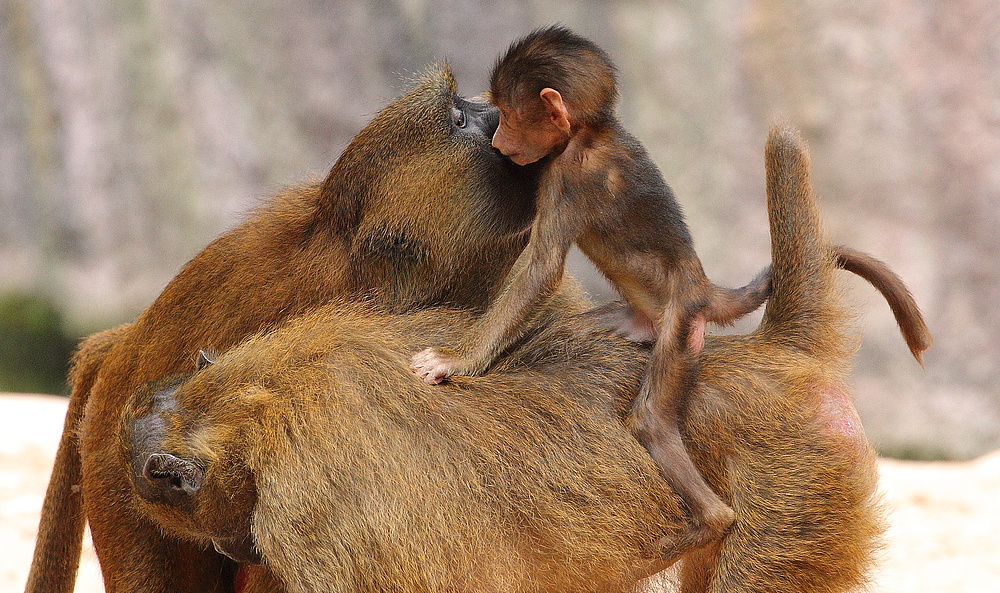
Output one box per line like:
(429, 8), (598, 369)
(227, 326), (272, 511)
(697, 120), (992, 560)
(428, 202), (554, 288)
(539, 88), (571, 133)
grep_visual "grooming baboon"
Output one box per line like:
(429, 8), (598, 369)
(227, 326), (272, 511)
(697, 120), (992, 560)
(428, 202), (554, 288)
(411, 27), (768, 556)
(24, 323), (131, 593)
(126, 303), (676, 593)
(124, 126), (928, 593)
(26, 67), (543, 593)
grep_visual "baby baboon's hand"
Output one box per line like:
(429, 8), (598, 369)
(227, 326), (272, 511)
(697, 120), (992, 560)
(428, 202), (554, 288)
(410, 348), (474, 385)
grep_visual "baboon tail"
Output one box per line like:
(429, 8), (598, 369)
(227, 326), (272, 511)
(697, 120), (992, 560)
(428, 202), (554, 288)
(831, 245), (932, 365)
(24, 376), (88, 593)
(758, 126), (841, 355)
(704, 266), (772, 326)
(25, 325), (126, 593)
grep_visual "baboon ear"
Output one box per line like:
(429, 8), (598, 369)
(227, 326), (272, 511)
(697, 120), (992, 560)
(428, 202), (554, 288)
(539, 88), (571, 133)
(196, 349), (216, 371)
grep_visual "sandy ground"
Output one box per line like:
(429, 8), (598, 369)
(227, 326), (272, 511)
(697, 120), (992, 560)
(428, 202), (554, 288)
(2, 393), (998, 592)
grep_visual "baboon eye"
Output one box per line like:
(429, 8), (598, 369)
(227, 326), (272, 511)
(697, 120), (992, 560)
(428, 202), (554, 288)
(451, 108), (467, 128)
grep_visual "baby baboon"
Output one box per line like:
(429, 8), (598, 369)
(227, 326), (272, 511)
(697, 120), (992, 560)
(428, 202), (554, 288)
(125, 126), (930, 593)
(26, 67), (543, 593)
(411, 25), (767, 556)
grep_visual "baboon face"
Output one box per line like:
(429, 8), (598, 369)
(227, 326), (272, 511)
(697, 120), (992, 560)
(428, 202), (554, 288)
(127, 374), (260, 564)
(329, 67), (540, 310)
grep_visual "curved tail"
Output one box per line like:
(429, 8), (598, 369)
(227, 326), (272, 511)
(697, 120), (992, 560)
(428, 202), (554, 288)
(25, 324), (128, 593)
(706, 245), (932, 366)
(831, 245), (932, 365)
(753, 126), (932, 363)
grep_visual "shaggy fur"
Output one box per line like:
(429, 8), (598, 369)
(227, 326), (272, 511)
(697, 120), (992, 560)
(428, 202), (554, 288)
(27, 67), (540, 593)
(120, 127), (927, 593)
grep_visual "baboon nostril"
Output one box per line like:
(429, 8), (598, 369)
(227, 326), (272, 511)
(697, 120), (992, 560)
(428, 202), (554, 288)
(148, 469), (183, 490)
(142, 453), (204, 495)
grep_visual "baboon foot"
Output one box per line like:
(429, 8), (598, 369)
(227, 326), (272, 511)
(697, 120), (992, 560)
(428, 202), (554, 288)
(653, 503), (735, 562)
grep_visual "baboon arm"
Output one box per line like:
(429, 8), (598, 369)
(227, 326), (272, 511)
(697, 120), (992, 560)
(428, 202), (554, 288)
(460, 225), (573, 371)
(458, 198), (585, 373)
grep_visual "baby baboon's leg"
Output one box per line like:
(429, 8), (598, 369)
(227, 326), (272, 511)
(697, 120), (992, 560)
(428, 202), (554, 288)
(628, 304), (734, 562)
(578, 301), (659, 343)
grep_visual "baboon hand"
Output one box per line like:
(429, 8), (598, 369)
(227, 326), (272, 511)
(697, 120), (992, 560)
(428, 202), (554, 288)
(410, 348), (474, 385)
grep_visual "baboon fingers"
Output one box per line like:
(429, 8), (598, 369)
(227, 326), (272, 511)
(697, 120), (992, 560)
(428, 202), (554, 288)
(422, 368), (448, 385)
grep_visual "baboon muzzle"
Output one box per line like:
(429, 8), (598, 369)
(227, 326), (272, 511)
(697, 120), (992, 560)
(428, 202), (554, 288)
(141, 453), (204, 497)
(465, 99), (500, 138)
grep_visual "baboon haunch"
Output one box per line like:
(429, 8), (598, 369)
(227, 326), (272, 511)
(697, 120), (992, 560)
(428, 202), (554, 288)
(126, 126), (928, 593)
(26, 67), (543, 593)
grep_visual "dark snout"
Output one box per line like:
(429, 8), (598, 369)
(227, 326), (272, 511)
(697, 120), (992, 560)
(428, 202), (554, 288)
(134, 452), (205, 509)
(128, 379), (205, 507)
(143, 453), (205, 495)
(466, 99), (500, 138)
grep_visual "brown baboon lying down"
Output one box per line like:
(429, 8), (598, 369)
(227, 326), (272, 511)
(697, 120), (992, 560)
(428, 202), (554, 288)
(122, 127), (929, 593)
(26, 67), (543, 593)
(128, 303), (674, 592)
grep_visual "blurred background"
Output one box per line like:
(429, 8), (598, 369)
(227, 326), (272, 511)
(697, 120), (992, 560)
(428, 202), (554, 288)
(0, 0), (996, 460)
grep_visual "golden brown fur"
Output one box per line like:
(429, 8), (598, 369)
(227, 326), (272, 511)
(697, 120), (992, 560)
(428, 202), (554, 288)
(127, 303), (676, 593)
(26, 67), (539, 593)
(120, 126), (928, 593)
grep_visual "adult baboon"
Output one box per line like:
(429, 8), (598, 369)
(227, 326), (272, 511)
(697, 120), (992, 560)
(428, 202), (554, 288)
(27, 67), (543, 593)
(123, 127), (928, 593)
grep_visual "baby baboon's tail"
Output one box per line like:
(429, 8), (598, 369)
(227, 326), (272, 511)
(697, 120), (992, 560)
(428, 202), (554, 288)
(831, 245), (932, 365)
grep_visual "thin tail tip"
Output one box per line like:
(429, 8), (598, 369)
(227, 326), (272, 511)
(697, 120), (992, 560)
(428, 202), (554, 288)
(910, 334), (933, 368)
